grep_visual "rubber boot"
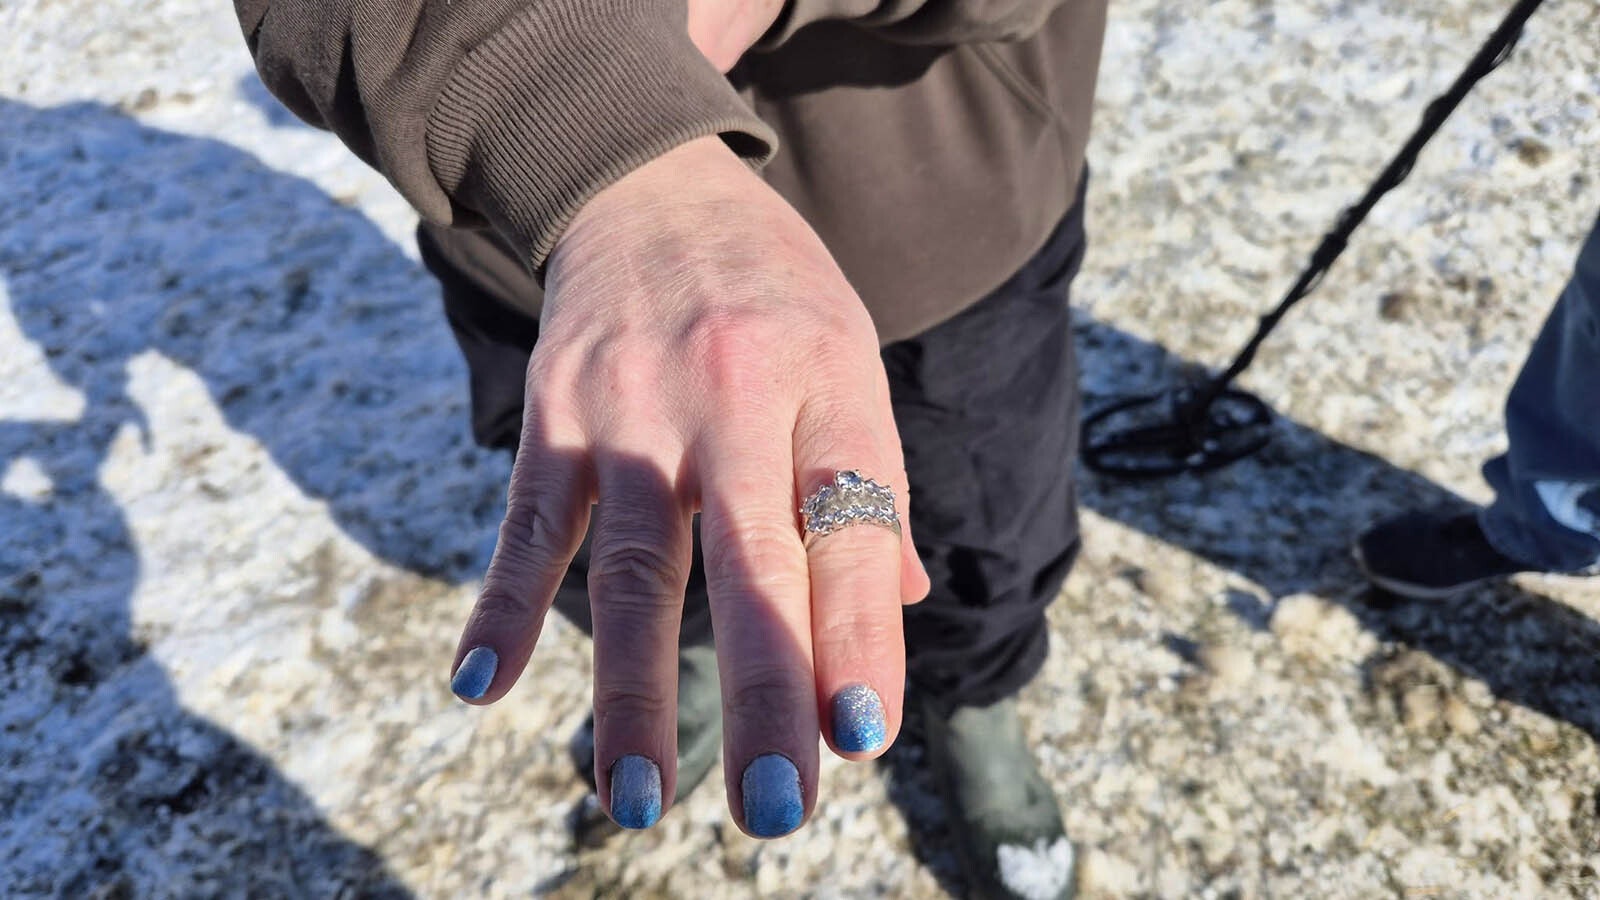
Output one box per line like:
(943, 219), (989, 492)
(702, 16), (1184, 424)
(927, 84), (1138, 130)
(922, 694), (1077, 900)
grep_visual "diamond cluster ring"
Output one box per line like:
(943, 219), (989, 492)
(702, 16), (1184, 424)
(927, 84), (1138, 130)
(799, 470), (901, 548)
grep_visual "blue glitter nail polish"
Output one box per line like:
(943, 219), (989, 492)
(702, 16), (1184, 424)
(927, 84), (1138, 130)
(609, 755), (662, 829)
(741, 753), (803, 838)
(831, 684), (887, 753)
(450, 646), (498, 700)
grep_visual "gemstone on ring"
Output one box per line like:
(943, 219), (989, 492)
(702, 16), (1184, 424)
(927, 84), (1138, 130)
(800, 469), (899, 542)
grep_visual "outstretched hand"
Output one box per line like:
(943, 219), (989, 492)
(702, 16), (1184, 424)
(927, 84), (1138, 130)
(449, 135), (930, 837)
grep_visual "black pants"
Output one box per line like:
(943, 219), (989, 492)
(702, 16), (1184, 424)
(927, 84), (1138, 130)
(420, 184), (1085, 709)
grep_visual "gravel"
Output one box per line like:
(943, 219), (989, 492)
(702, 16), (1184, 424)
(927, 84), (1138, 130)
(1, 0), (1597, 896)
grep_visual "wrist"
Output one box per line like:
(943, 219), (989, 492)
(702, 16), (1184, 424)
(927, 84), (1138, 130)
(686, 0), (784, 71)
(549, 135), (760, 281)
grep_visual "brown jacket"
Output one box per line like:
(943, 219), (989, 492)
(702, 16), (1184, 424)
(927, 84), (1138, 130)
(236, 0), (1106, 343)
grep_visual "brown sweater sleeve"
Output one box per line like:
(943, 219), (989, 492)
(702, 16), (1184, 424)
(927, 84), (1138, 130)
(235, 0), (777, 271)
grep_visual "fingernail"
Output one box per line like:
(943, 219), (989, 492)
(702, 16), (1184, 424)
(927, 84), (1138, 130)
(609, 755), (662, 829)
(741, 753), (803, 838)
(450, 646), (498, 700)
(831, 683), (886, 753)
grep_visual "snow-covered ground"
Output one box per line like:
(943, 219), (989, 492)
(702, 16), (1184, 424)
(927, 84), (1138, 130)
(1, 0), (1597, 896)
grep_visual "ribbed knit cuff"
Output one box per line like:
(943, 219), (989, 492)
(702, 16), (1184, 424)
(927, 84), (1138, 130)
(427, 0), (779, 271)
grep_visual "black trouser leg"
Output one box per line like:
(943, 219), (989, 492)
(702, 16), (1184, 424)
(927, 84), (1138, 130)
(885, 189), (1085, 709)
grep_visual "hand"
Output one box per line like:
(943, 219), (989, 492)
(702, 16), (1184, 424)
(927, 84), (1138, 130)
(686, 0), (784, 72)
(449, 135), (931, 837)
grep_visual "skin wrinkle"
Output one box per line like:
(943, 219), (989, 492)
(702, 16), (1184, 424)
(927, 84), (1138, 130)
(592, 677), (678, 722)
(498, 500), (580, 571)
(721, 665), (818, 739)
(477, 519), (572, 618)
(588, 547), (690, 611)
(814, 610), (900, 664)
(702, 529), (810, 596)
(467, 572), (552, 634)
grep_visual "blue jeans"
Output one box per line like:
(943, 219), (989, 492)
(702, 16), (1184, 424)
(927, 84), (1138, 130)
(1480, 211), (1600, 572)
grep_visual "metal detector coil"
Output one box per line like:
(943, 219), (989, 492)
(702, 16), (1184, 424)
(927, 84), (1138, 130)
(1081, 386), (1272, 477)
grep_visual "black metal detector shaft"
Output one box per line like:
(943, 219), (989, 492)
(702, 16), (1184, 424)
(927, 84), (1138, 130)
(1082, 0), (1550, 478)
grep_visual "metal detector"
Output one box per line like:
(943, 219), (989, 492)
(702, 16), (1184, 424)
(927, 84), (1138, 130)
(1080, 0), (1550, 478)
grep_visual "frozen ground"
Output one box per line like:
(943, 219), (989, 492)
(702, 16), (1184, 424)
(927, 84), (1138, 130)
(1, 0), (1597, 897)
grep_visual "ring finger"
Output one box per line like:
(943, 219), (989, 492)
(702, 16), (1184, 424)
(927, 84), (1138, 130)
(793, 392), (907, 761)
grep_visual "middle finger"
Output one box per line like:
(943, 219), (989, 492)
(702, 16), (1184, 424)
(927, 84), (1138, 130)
(697, 409), (817, 839)
(587, 440), (695, 831)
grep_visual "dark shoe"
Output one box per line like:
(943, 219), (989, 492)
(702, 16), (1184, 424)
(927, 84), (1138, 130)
(922, 695), (1077, 900)
(1354, 510), (1543, 600)
(1356, 509), (1542, 598)
(568, 643), (723, 843)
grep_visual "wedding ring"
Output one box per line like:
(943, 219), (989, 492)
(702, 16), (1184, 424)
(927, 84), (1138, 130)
(800, 470), (900, 548)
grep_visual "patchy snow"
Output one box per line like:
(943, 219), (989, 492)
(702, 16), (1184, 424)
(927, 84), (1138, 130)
(1, 456), (53, 503)
(997, 836), (1076, 900)
(1, 0), (1598, 897)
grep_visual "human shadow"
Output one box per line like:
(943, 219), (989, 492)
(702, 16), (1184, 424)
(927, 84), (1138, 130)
(237, 72), (312, 130)
(1069, 315), (1600, 741)
(0, 97), (517, 894)
(0, 419), (410, 897)
(1, 98), (505, 581)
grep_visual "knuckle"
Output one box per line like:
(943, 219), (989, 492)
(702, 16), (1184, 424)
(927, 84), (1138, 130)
(723, 667), (812, 726)
(702, 522), (806, 593)
(588, 345), (654, 398)
(799, 376), (895, 448)
(470, 581), (540, 626)
(801, 390), (857, 428)
(496, 501), (572, 573)
(589, 541), (684, 602)
(523, 346), (566, 392)
(800, 429), (874, 477)
(594, 677), (673, 722)
(683, 314), (781, 391)
(815, 614), (900, 662)
(513, 399), (585, 457)
(524, 343), (594, 409)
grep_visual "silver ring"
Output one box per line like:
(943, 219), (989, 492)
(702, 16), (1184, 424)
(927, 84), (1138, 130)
(799, 470), (901, 548)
